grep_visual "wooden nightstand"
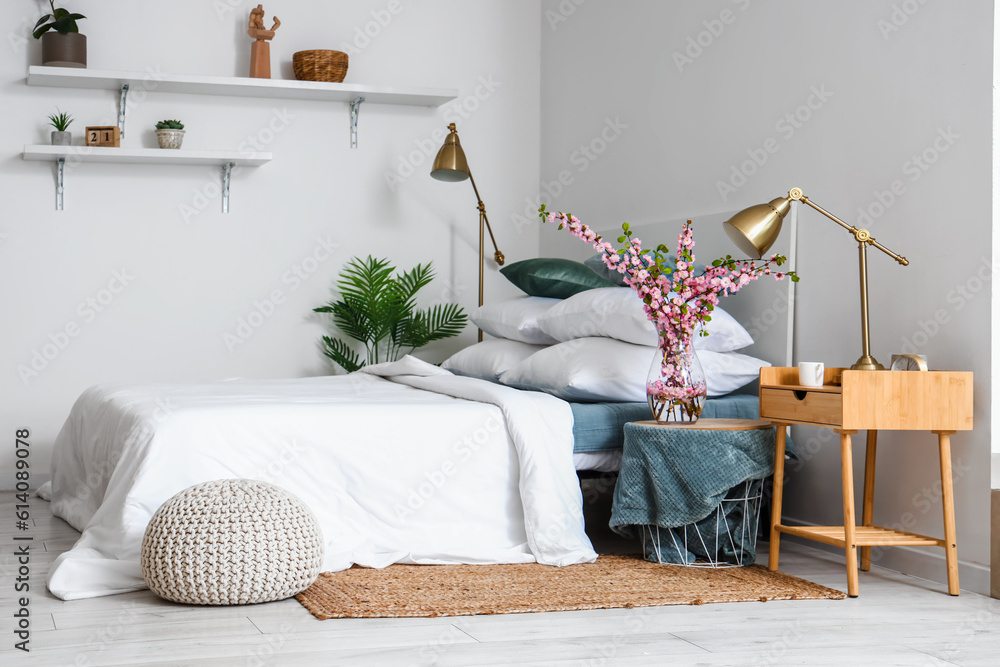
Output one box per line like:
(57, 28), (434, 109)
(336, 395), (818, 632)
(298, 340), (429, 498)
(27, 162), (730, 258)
(759, 366), (973, 597)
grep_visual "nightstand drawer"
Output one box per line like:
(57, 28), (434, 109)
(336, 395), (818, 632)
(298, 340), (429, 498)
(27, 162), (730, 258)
(760, 388), (843, 426)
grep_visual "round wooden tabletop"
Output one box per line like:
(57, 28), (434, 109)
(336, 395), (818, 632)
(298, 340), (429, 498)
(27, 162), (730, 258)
(629, 419), (773, 431)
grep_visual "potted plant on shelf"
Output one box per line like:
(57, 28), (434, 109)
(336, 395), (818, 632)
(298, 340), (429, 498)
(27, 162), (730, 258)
(155, 120), (185, 149)
(33, 1), (87, 68)
(47, 109), (73, 145)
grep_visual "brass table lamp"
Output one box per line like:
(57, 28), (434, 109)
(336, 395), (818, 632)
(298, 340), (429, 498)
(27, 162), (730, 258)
(723, 188), (909, 371)
(430, 123), (505, 341)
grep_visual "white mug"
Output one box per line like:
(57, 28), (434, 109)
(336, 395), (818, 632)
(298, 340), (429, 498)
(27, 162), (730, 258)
(798, 362), (825, 387)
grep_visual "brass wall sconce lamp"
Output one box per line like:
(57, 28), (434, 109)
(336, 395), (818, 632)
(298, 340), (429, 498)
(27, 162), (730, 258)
(430, 123), (505, 341)
(724, 188), (909, 371)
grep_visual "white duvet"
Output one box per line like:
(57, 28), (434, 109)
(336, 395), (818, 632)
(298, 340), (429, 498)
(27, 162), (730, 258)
(40, 357), (596, 600)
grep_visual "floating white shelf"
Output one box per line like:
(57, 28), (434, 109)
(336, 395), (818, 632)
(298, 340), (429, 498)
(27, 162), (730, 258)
(27, 66), (458, 107)
(23, 145), (271, 212)
(27, 66), (457, 149)
(24, 66), (456, 210)
(22, 145), (272, 167)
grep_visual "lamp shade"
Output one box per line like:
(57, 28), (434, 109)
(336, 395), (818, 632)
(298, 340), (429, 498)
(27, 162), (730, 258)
(430, 127), (471, 183)
(723, 196), (793, 259)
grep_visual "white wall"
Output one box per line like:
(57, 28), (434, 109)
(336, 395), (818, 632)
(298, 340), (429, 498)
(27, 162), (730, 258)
(993, 0), (1000, 482)
(1, 0), (540, 482)
(541, 0), (993, 593)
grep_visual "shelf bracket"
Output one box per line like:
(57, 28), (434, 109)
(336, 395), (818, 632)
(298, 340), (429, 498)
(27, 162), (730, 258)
(118, 84), (130, 138)
(56, 157), (65, 211)
(350, 96), (365, 149)
(222, 161), (234, 213)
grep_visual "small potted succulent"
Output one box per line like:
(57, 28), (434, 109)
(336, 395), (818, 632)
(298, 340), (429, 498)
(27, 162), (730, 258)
(48, 109), (74, 145)
(33, 1), (87, 68)
(155, 120), (185, 149)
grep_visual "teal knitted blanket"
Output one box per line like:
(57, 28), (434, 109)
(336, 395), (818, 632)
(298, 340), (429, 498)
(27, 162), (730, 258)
(610, 423), (776, 565)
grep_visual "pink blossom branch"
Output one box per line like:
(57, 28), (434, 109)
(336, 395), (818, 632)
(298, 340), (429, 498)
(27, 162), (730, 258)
(539, 207), (797, 349)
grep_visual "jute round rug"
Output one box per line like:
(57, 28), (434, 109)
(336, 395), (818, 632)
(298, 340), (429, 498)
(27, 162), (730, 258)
(295, 554), (844, 620)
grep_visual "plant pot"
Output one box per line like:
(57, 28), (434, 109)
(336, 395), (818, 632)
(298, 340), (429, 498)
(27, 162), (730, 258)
(50, 131), (72, 146)
(41, 32), (87, 68)
(156, 129), (185, 149)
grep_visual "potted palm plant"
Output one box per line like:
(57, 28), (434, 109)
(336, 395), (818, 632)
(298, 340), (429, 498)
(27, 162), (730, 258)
(33, 1), (87, 68)
(48, 109), (74, 145)
(313, 256), (467, 372)
(155, 120), (185, 149)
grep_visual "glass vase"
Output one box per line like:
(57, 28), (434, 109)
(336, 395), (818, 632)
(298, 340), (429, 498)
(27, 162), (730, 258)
(646, 334), (707, 423)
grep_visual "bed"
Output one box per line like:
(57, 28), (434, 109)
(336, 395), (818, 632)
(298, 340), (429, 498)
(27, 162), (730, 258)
(39, 362), (765, 601)
(570, 395), (761, 472)
(41, 236), (783, 601)
(40, 358), (602, 600)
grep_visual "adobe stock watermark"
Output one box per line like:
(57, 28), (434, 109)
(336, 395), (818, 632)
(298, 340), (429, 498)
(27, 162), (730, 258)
(213, 0), (258, 21)
(70, 398), (174, 502)
(427, 277), (470, 313)
(509, 116), (629, 234)
(407, 621), (474, 667)
(67, 600), (142, 667)
(17, 269), (136, 386)
(8, 1), (85, 55)
(71, 66), (168, 153)
(384, 76), (502, 192)
(865, 456), (973, 566)
(855, 126), (959, 228)
(582, 607), (654, 667)
(112, 65), (169, 114)
(38, 65), (167, 182)
(338, 0), (413, 57)
(672, 0), (753, 73)
(8, 11), (42, 55)
(936, 599), (1000, 663)
(393, 414), (504, 522)
(180, 108), (295, 223)
(545, 0), (587, 31)
(742, 288), (792, 341)
(247, 622), (294, 667)
(897, 253), (990, 355)
(253, 439), (307, 485)
(877, 0), (930, 41)
(750, 620), (806, 666)
(223, 236), (339, 352)
(717, 84), (833, 202)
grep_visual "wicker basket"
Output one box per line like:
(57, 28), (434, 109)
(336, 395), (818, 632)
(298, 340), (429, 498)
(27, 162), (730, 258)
(293, 50), (349, 83)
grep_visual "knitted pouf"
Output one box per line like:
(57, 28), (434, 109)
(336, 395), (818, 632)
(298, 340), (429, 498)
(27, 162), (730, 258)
(141, 479), (324, 605)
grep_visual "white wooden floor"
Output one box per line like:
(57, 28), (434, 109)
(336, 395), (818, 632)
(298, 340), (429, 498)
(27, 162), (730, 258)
(3, 491), (999, 667)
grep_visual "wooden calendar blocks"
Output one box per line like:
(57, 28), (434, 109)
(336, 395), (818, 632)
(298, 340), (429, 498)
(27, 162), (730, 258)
(85, 126), (121, 147)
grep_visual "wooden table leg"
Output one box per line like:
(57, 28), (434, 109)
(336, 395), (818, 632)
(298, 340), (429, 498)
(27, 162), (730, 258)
(936, 430), (960, 596)
(839, 430), (860, 597)
(768, 424), (788, 572)
(860, 430), (878, 571)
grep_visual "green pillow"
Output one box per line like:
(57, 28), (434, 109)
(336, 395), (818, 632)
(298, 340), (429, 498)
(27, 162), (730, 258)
(584, 253), (707, 286)
(500, 258), (616, 299)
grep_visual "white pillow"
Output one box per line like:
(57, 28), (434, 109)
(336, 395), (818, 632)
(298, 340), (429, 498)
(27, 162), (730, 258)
(499, 337), (769, 402)
(441, 339), (548, 382)
(536, 287), (753, 353)
(470, 297), (561, 345)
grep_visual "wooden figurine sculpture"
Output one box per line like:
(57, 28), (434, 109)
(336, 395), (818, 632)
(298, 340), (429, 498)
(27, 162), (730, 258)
(248, 5), (280, 79)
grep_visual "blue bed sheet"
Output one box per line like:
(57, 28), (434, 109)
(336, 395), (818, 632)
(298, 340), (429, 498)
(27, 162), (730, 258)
(571, 394), (777, 454)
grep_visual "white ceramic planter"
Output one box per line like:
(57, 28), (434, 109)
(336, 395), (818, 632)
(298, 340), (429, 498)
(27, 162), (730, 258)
(156, 129), (185, 149)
